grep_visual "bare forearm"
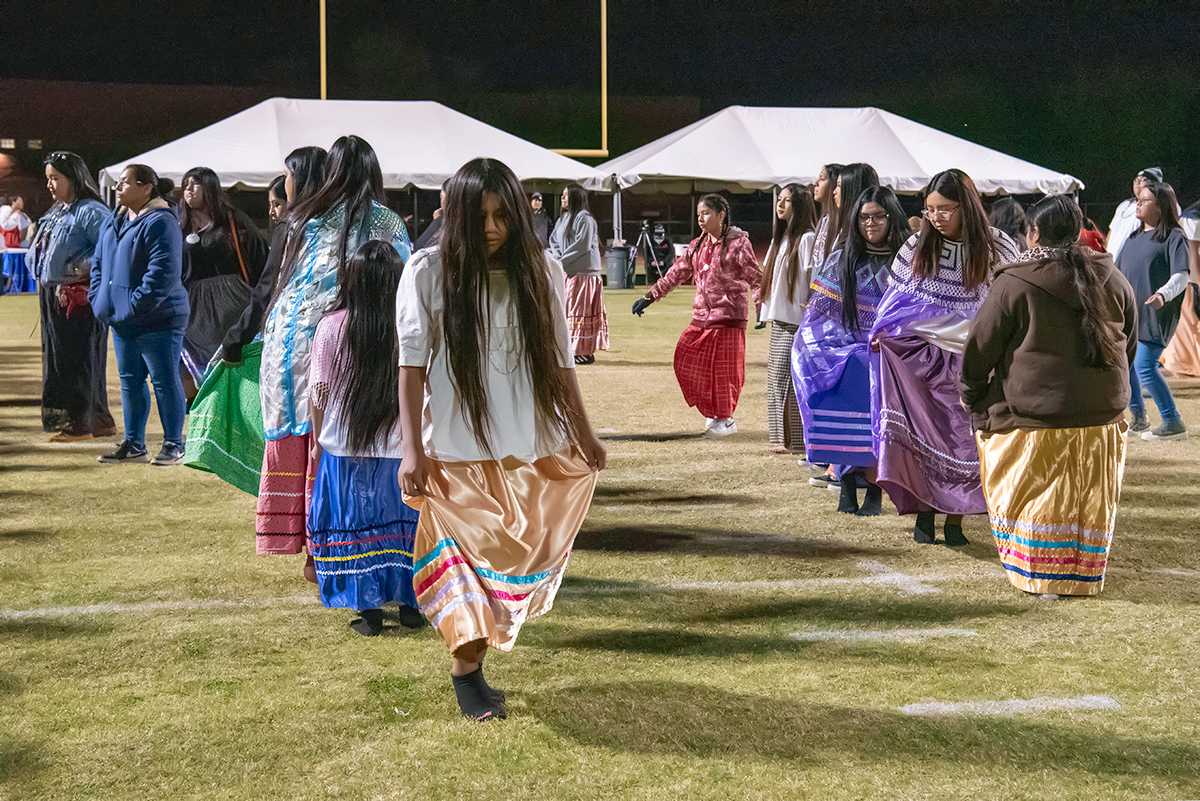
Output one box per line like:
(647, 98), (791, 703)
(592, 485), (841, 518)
(399, 366), (427, 454)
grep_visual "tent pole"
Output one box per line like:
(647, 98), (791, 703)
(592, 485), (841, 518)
(613, 188), (622, 243)
(411, 186), (418, 237)
(319, 0), (327, 100)
(690, 182), (696, 239)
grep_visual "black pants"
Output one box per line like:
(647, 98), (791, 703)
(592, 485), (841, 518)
(40, 284), (115, 434)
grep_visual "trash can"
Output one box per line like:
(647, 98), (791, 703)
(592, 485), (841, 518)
(605, 245), (633, 289)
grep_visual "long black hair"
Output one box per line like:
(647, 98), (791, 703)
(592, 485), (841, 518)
(273, 137), (381, 310)
(1140, 181), (1183, 242)
(326, 240), (405, 455)
(268, 175), (287, 202)
(762, 183), (817, 305)
(912, 168), (996, 291)
(44, 151), (103, 204)
(564, 183), (590, 230)
(179, 166), (235, 234)
(285, 145), (329, 202)
(1026, 195), (1124, 368)
(439, 157), (587, 457)
(816, 163), (843, 228)
(827, 163), (880, 252)
(839, 186), (910, 332)
(988, 197), (1028, 246)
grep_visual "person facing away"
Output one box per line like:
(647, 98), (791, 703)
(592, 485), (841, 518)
(306, 240), (424, 636)
(962, 195), (1136, 598)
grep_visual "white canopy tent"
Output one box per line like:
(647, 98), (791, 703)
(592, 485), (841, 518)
(598, 106), (1083, 197)
(100, 97), (611, 193)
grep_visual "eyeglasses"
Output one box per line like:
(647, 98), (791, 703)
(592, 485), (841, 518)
(858, 212), (889, 226)
(922, 205), (959, 221)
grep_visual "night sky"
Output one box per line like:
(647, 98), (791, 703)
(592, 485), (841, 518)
(6, 0), (1198, 205)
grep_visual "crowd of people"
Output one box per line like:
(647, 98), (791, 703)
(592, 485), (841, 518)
(16, 141), (1200, 721)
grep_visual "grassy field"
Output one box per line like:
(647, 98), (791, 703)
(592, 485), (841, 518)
(2, 288), (1199, 800)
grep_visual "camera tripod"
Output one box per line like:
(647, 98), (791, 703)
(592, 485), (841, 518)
(634, 220), (667, 286)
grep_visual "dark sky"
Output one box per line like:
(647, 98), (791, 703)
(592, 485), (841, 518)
(6, 0), (1198, 203)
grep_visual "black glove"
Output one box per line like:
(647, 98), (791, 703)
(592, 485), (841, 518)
(632, 297), (652, 316)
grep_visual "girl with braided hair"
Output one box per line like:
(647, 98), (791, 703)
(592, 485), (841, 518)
(632, 193), (761, 436)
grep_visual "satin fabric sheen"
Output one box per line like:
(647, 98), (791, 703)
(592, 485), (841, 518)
(874, 336), (986, 515)
(406, 448), (598, 653)
(183, 340), (265, 495)
(977, 422), (1127, 596)
(1162, 284), (1200, 378)
(565, 273), (610, 357)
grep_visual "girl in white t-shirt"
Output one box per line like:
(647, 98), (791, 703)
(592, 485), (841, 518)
(307, 241), (423, 636)
(396, 158), (606, 722)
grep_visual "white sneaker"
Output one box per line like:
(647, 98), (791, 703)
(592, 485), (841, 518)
(704, 417), (717, 431)
(706, 418), (737, 437)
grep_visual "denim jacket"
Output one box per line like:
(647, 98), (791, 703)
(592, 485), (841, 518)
(27, 198), (109, 285)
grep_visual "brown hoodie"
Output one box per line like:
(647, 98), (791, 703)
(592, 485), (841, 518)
(960, 246), (1138, 432)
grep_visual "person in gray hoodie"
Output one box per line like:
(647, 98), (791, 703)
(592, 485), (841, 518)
(961, 195), (1137, 598)
(550, 183), (607, 364)
(90, 164), (189, 466)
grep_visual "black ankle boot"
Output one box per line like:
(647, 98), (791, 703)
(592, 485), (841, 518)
(944, 521), (969, 547)
(856, 483), (883, 516)
(913, 511), (936, 543)
(837, 473), (859, 514)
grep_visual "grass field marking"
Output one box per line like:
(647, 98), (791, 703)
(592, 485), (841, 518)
(898, 695), (1120, 717)
(667, 560), (948, 596)
(1146, 568), (1200, 577)
(603, 503), (736, 512)
(790, 627), (979, 642)
(0, 595), (319, 621)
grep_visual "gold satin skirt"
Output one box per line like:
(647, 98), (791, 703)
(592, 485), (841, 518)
(405, 448), (598, 652)
(976, 422), (1127, 597)
(1163, 284), (1200, 377)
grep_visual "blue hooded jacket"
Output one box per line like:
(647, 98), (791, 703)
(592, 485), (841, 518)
(89, 200), (189, 332)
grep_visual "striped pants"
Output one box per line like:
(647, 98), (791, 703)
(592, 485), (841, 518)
(767, 321), (803, 452)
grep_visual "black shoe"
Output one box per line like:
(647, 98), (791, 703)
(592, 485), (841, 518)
(913, 511), (936, 544)
(837, 473), (859, 514)
(97, 440), (148, 464)
(452, 668), (504, 722)
(398, 605), (426, 629)
(150, 442), (185, 466)
(856, 483), (883, 517)
(350, 608), (384, 637)
(943, 523), (969, 547)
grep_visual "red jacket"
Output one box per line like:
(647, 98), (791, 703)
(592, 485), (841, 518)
(648, 226), (761, 328)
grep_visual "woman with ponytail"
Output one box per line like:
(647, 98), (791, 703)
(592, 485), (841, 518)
(961, 195), (1137, 597)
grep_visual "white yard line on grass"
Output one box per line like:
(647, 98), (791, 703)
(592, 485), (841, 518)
(899, 695), (1119, 717)
(603, 503), (735, 512)
(791, 627), (978, 642)
(1, 596), (319, 621)
(667, 560), (948, 596)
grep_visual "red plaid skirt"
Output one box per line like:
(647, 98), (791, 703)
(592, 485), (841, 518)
(673, 324), (746, 420)
(255, 433), (318, 555)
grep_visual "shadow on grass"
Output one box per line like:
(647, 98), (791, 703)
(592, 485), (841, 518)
(0, 528), (56, 543)
(0, 618), (115, 638)
(0, 740), (47, 791)
(679, 596), (1026, 626)
(601, 431), (707, 442)
(592, 486), (763, 506)
(575, 523), (894, 559)
(529, 681), (1200, 785)
(0, 463), (93, 474)
(0, 398), (39, 408)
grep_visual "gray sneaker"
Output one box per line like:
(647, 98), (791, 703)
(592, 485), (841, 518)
(98, 440), (148, 464)
(1129, 413), (1151, 433)
(1141, 418), (1187, 441)
(150, 442), (186, 466)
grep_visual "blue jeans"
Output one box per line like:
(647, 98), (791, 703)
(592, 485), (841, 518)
(112, 327), (186, 449)
(1128, 341), (1180, 422)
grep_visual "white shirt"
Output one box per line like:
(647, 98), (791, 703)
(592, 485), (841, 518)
(1106, 199), (1140, 259)
(396, 247), (574, 463)
(0, 205), (31, 247)
(761, 231), (816, 325)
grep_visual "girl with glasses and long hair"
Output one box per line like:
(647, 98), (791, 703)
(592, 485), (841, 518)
(963, 195), (1137, 597)
(759, 183), (817, 454)
(869, 168), (1020, 546)
(183, 147), (328, 497)
(795, 186), (909, 516)
(28, 151), (117, 442)
(631, 193), (762, 437)
(550, 182), (608, 364)
(178, 166), (269, 397)
(396, 158), (605, 722)
(1116, 181), (1189, 440)
(256, 136), (411, 566)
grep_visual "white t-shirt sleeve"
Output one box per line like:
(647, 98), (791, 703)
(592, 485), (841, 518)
(1181, 216), (1200, 242)
(545, 253), (575, 367)
(396, 252), (436, 367)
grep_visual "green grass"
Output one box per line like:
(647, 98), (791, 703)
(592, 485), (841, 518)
(2, 289), (1199, 800)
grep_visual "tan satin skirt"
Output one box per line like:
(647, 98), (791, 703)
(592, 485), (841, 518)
(1163, 284), (1200, 377)
(977, 422), (1127, 597)
(405, 448), (597, 652)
